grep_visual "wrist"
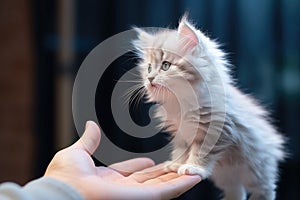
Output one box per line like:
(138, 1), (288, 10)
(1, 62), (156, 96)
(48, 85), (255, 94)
(24, 176), (84, 200)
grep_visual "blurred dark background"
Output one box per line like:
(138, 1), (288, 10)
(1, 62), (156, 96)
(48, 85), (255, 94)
(0, 0), (299, 199)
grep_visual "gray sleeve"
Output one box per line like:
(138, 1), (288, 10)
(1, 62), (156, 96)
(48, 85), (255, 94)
(0, 177), (84, 200)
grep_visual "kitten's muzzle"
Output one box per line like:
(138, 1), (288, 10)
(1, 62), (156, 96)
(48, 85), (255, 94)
(148, 77), (154, 84)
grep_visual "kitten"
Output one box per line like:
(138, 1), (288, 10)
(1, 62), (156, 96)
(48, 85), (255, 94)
(132, 16), (285, 200)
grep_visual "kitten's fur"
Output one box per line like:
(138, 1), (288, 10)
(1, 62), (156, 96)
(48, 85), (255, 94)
(133, 16), (285, 200)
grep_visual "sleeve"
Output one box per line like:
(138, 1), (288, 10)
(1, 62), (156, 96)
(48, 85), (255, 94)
(0, 177), (84, 200)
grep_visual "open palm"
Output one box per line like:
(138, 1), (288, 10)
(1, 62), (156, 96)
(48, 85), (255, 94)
(45, 121), (201, 200)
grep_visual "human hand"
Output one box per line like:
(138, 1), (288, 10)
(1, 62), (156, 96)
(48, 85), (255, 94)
(44, 121), (201, 200)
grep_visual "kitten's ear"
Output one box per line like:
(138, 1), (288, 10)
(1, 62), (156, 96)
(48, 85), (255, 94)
(178, 17), (199, 51)
(133, 27), (152, 50)
(134, 27), (152, 41)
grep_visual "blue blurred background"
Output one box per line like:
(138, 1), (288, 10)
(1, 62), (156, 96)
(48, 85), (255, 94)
(0, 0), (299, 199)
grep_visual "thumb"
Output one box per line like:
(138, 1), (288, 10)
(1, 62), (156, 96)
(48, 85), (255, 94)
(72, 121), (101, 155)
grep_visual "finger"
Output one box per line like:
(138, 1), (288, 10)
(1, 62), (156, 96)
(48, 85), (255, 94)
(109, 158), (155, 176)
(72, 121), (101, 155)
(157, 175), (201, 199)
(143, 172), (179, 184)
(129, 164), (167, 182)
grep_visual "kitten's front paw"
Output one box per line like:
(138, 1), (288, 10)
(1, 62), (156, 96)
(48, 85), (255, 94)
(163, 161), (181, 172)
(178, 164), (207, 178)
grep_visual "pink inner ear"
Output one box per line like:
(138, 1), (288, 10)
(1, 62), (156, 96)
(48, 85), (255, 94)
(178, 22), (199, 50)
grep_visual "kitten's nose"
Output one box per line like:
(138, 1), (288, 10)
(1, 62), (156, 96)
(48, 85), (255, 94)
(148, 77), (154, 83)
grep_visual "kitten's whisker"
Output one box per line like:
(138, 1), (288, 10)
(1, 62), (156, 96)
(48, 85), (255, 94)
(132, 88), (144, 111)
(123, 83), (146, 111)
(162, 87), (165, 103)
(125, 86), (143, 103)
(166, 87), (170, 100)
(117, 80), (144, 83)
(135, 88), (146, 110)
(123, 85), (139, 98)
(123, 84), (144, 107)
(119, 67), (142, 78)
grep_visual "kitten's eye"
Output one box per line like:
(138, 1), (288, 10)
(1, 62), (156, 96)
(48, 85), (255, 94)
(161, 61), (171, 71)
(148, 64), (151, 73)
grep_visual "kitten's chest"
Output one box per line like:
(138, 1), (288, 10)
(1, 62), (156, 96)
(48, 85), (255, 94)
(156, 101), (181, 129)
(157, 101), (202, 138)
(157, 99), (181, 119)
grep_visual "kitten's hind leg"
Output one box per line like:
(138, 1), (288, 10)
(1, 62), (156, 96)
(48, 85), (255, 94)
(248, 191), (275, 200)
(242, 160), (277, 200)
(243, 170), (276, 200)
(212, 164), (247, 200)
(245, 180), (275, 200)
(221, 185), (247, 200)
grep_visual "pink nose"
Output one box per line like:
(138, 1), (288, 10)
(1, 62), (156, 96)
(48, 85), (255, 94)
(148, 77), (154, 83)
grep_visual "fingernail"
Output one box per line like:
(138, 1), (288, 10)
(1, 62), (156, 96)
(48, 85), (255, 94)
(191, 175), (202, 181)
(85, 121), (91, 130)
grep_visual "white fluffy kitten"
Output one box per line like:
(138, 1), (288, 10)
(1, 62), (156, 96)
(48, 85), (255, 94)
(132, 16), (285, 200)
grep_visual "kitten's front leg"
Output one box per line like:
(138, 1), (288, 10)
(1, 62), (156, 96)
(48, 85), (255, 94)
(164, 136), (189, 172)
(177, 142), (216, 179)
